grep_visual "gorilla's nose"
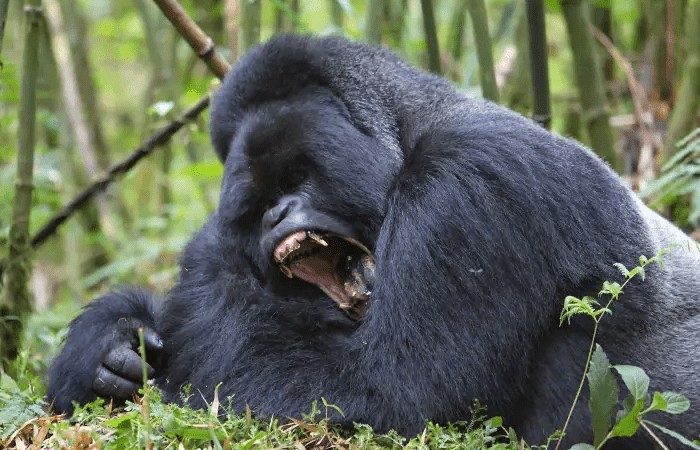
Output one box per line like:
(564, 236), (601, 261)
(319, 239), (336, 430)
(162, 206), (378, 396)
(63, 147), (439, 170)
(262, 194), (309, 232)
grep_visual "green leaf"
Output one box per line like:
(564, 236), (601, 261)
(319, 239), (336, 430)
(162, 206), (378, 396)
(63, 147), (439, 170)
(613, 263), (629, 277)
(0, 374), (19, 393)
(568, 444), (596, 450)
(647, 391), (668, 412)
(178, 161), (224, 181)
(104, 410), (139, 427)
(587, 345), (618, 447)
(612, 398), (644, 437)
(613, 365), (650, 401)
(660, 392), (691, 414)
(599, 281), (622, 299)
(627, 266), (646, 281)
(644, 421), (700, 450)
(487, 416), (503, 427)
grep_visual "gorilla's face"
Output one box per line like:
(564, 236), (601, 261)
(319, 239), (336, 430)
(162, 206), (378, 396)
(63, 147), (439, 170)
(217, 88), (399, 318)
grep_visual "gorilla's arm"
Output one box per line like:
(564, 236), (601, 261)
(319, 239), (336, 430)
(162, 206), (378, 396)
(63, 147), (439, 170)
(362, 119), (653, 430)
(47, 289), (164, 415)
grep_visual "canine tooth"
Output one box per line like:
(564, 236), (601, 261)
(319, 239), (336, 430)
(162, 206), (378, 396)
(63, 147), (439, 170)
(280, 265), (293, 278)
(307, 232), (328, 247)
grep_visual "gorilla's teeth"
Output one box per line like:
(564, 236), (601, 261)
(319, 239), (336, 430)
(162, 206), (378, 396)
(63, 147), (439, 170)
(280, 265), (293, 278)
(306, 231), (328, 246)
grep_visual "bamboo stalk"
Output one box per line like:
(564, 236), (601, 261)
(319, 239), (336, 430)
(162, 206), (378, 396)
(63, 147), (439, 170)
(592, 4), (613, 83)
(664, 0), (700, 157)
(502, 6), (532, 115)
(0, 0), (10, 58)
(2, 0), (42, 364)
(448, 0), (469, 65)
(61, 0), (111, 169)
(275, 0), (299, 33)
(329, 0), (343, 30)
(39, 16), (110, 272)
(420, 0), (441, 75)
(386, 0), (407, 49)
(365, 0), (382, 45)
(45, 0), (118, 238)
(561, 0), (618, 169)
(467, 0), (498, 102)
(237, 0), (260, 53)
(225, 0), (238, 60)
(526, 0), (551, 127)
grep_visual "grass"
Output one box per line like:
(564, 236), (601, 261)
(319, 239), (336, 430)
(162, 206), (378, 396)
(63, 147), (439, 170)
(1, 376), (519, 449)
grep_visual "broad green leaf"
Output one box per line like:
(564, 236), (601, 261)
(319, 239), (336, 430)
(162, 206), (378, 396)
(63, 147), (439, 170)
(0, 374), (19, 393)
(660, 392), (691, 414)
(487, 416), (503, 427)
(647, 391), (668, 412)
(644, 421), (700, 450)
(613, 365), (650, 401)
(587, 345), (618, 447)
(104, 410), (139, 427)
(612, 398), (644, 437)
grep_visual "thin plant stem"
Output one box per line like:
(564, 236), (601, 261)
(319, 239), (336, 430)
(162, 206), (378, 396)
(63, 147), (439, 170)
(555, 262), (651, 449)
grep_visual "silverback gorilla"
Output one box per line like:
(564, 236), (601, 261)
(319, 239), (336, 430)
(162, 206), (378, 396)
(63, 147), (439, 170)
(48, 35), (700, 448)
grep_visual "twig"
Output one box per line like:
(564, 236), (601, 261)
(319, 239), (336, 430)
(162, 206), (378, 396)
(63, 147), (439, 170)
(152, 0), (231, 79)
(30, 95), (211, 249)
(640, 421), (671, 450)
(592, 26), (658, 186)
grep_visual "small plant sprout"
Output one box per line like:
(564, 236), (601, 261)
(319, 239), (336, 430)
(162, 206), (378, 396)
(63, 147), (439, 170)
(556, 245), (699, 450)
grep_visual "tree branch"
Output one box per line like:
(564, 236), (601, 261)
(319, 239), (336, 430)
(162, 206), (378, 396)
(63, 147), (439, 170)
(152, 0), (231, 79)
(31, 95), (211, 248)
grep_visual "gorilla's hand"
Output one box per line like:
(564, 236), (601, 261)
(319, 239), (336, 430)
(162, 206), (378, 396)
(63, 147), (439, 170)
(47, 289), (161, 415)
(92, 318), (164, 400)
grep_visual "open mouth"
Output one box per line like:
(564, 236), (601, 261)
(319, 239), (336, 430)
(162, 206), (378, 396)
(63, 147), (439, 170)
(274, 230), (375, 320)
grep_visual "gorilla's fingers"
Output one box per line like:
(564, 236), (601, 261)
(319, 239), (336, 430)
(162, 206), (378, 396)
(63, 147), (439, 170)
(115, 317), (163, 353)
(103, 346), (154, 381)
(92, 366), (141, 400)
(142, 327), (164, 353)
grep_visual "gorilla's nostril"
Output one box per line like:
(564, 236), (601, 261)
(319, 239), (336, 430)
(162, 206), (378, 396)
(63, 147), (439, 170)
(262, 205), (287, 230)
(262, 195), (308, 231)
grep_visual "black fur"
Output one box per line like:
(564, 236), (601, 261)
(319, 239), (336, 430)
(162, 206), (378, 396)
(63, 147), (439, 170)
(48, 35), (700, 448)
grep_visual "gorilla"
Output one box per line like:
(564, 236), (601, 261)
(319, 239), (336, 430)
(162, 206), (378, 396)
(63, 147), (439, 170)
(48, 35), (700, 448)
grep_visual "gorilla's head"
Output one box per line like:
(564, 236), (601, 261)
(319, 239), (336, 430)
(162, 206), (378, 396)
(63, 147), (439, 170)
(213, 84), (400, 318)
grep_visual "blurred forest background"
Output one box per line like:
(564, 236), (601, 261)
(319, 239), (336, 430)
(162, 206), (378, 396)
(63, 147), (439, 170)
(0, 0), (699, 375)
